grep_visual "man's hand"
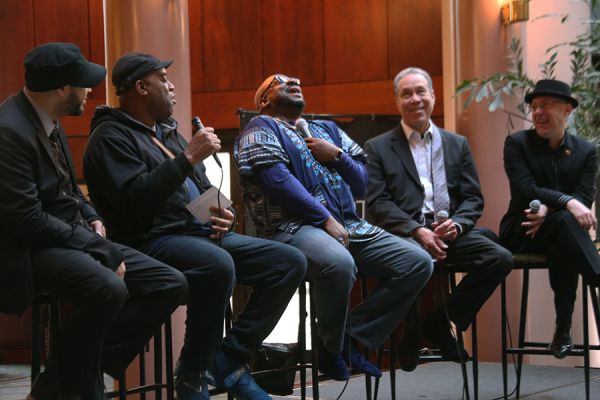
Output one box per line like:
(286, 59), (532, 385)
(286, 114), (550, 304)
(431, 218), (458, 242)
(413, 227), (448, 261)
(115, 262), (126, 279)
(184, 126), (221, 165)
(90, 220), (106, 238)
(209, 206), (234, 240)
(521, 203), (548, 238)
(566, 198), (597, 231)
(322, 215), (349, 247)
(305, 138), (341, 163)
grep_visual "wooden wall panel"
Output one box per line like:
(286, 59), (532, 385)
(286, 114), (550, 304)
(0, 0), (35, 100)
(261, 0), (325, 86)
(192, 75), (443, 129)
(88, 0), (106, 100)
(202, 0), (262, 91)
(189, 0), (205, 93)
(323, 0), (388, 83)
(33, 0), (90, 53)
(388, 0), (443, 77)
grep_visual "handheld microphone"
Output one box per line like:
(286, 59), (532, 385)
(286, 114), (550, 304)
(435, 210), (449, 223)
(295, 118), (312, 138)
(529, 199), (541, 214)
(191, 116), (222, 168)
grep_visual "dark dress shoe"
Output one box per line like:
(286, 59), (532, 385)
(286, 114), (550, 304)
(395, 326), (420, 371)
(79, 368), (109, 400)
(422, 311), (469, 363)
(550, 324), (573, 359)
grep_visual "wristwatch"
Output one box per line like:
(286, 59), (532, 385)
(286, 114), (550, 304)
(333, 147), (342, 162)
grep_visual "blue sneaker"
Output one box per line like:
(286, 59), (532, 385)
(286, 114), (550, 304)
(342, 346), (382, 378)
(341, 334), (382, 378)
(174, 359), (211, 400)
(210, 351), (271, 400)
(317, 350), (350, 381)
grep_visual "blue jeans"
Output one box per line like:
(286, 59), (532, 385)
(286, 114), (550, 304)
(139, 232), (306, 371)
(273, 226), (433, 352)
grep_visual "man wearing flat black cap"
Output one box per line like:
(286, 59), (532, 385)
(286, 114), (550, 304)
(500, 78), (600, 359)
(83, 53), (306, 400)
(0, 42), (188, 400)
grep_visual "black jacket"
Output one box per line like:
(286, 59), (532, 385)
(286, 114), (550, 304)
(83, 106), (214, 246)
(365, 124), (484, 236)
(0, 92), (123, 315)
(499, 129), (597, 251)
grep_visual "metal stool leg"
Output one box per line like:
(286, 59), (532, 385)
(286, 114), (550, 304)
(298, 282), (307, 400)
(449, 273), (470, 400)
(516, 267), (531, 399)
(472, 317), (478, 400)
(583, 282), (590, 400)
(164, 318), (175, 400)
(501, 279), (508, 400)
(361, 277), (372, 400)
(309, 283), (320, 400)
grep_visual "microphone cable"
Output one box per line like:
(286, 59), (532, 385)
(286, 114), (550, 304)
(192, 117), (225, 246)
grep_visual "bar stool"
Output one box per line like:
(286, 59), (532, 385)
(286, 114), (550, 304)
(369, 263), (478, 400)
(501, 253), (600, 400)
(211, 281), (320, 400)
(106, 316), (175, 400)
(31, 291), (61, 391)
(249, 280), (320, 400)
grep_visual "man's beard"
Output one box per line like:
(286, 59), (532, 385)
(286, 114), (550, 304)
(279, 97), (305, 114)
(64, 91), (84, 116)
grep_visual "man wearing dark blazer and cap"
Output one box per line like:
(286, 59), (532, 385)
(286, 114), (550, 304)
(365, 67), (512, 371)
(0, 42), (188, 400)
(500, 79), (600, 359)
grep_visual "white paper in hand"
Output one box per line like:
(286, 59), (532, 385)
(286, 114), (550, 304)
(186, 187), (233, 223)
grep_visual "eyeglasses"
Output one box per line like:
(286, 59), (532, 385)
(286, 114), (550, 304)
(527, 99), (568, 113)
(259, 75), (301, 104)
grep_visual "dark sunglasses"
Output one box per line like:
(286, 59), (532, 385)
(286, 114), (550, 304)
(259, 75), (301, 104)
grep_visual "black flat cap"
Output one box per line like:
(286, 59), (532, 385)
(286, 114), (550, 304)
(25, 42), (106, 92)
(112, 52), (173, 95)
(525, 79), (578, 108)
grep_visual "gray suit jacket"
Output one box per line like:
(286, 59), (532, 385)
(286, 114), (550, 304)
(365, 124), (484, 236)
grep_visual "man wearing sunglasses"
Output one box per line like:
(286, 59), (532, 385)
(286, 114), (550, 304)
(500, 79), (600, 359)
(234, 74), (433, 380)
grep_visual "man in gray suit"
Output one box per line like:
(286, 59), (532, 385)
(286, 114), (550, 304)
(365, 67), (512, 370)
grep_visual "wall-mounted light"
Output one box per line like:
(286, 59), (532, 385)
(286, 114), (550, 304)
(501, 0), (529, 26)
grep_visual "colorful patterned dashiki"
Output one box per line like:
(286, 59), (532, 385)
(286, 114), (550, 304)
(235, 115), (382, 241)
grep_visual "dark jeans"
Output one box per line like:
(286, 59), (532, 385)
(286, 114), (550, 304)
(139, 231), (306, 371)
(32, 243), (188, 396)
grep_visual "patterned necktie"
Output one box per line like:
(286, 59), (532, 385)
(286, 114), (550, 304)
(430, 127), (450, 215)
(49, 126), (71, 182)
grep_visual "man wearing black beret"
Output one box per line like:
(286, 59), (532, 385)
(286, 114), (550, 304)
(500, 79), (600, 359)
(0, 42), (188, 400)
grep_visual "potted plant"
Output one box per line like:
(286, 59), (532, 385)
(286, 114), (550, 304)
(455, 0), (600, 142)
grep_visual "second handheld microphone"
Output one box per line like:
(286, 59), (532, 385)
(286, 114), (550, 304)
(191, 116), (222, 168)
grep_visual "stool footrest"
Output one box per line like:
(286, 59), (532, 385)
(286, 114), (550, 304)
(107, 383), (166, 398)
